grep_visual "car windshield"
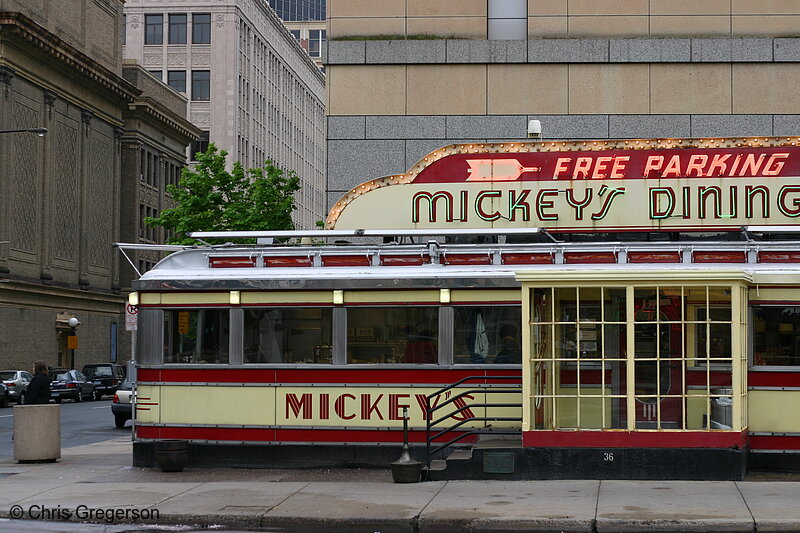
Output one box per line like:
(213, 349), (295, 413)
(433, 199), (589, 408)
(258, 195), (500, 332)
(84, 367), (112, 377)
(0, 372), (16, 380)
(117, 380), (132, 390)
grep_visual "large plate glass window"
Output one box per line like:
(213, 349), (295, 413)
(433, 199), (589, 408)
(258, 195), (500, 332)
(453, 306), (522, 364)
(164, 309), (229, 364)
(243, 308), (332, 364)
(346, 307), (438, 364)
(752, 306), (800, 366)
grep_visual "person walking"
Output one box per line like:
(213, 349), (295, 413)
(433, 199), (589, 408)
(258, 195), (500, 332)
(24, 360), (51, 404)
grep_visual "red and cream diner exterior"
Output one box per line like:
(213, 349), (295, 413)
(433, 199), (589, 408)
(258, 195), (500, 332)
(127, 137), (800, 479)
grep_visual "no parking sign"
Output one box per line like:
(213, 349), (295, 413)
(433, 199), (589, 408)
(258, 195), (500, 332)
(125, 303), (138, 331)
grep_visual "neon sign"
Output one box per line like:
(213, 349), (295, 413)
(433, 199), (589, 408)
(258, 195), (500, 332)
(327, 139), (800, 231)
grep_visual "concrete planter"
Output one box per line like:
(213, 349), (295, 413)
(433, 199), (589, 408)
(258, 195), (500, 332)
(13, 404), (60, 463)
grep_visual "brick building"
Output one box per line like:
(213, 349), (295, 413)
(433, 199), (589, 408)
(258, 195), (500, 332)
(0, 0), (197, 370)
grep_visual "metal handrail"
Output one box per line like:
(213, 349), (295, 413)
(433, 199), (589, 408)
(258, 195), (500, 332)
(425, 376), (522, 469)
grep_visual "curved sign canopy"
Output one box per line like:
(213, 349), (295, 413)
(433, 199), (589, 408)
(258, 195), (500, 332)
(326, 137), (800, 232)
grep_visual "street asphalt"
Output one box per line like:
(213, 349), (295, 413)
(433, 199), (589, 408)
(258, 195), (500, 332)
(0, 435), (799, 532)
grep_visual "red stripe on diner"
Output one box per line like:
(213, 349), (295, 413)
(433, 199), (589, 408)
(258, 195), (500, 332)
(264, 257), (312, 267)
(758, 251), (800, 263)
(135, 425), (465, 444)
(564, 252), (616, 264)
(685, 371), (732, 387)
(748, 372), (800, 387)
(443, 254), (492, 265)
(501, 253), (553, 265)
(628, 251), (681, 263)
(137, 367), (521, 384)
(522, 430), (748, 449)
(321, 255), (371, 267)
(749, 435), (800, 450)
(693, 251), (746, 263)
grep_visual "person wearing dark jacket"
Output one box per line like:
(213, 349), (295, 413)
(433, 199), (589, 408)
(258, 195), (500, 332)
(24, 360), (51, 405)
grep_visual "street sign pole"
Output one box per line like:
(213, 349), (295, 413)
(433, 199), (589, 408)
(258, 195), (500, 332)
(125, 303), (138, 440)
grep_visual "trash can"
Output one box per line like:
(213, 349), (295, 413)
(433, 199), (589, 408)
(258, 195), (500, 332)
(13, 404), (60, 463)
(710, 387), (733, 430)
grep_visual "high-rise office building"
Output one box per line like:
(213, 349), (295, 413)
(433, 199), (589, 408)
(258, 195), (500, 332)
(268, 0), (325, 21)
(268, 0), (326, 67)
(124, 0), (326, 230)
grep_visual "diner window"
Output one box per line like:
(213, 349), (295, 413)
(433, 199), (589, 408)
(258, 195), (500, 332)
(753, 306), (800, 366)
(527, 284), (743, 432)
(346, 307), (438, 364)
(145, 14), (163, 45)
(167, 70), (186, 93)
(453, 306), (522, 364)
(191, 70), (210, 101)
(243, 308), (332, 363)
(168, 14), (187, 44)
(163, 309), (229, 364)
(192, 13), (211, 44)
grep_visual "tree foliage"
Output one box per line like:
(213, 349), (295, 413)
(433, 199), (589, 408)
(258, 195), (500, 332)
(145, 144), (300, 244)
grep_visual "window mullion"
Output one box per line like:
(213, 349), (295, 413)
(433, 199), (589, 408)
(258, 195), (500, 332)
(731, 284), (743, 431)
(626, 285), (636, 431)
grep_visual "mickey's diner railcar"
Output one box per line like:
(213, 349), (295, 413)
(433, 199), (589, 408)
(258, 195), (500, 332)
(125, 137), (800, 479)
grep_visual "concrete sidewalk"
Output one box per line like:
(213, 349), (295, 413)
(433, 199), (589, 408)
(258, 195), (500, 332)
(0, 438), (799, 532)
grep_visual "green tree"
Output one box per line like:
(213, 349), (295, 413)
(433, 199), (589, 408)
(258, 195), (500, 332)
(146, 144), (300, 244)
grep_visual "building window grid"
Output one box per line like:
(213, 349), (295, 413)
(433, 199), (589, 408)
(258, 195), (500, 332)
(192, 13), (211, 44)
(530, 285), (739, 432)
(167, 70), (186, 93)
(168, 14), (187, 44)
(145, 14), (163, 45)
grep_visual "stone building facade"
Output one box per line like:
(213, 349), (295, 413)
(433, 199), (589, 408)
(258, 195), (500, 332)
(123, 0), (327, 230)
(325, 0), (800, 210)
(0, 0), (197, 371)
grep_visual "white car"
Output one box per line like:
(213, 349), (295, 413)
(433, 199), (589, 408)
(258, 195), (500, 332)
(112, 380), (133, 428)
(0, 370), (32, 403)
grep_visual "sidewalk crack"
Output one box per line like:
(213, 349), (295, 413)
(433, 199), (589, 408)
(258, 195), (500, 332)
(734, 480), (757, 533)
(411, 479), (448, 533)
(150, 482), (204, 508)
(593, 479), (601, 533)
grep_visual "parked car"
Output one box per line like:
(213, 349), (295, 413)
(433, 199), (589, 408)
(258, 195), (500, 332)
(0, 370), (32, 403)
(82, 364), (125, 398)
(0, 382), (8, 408)
(49, 369), (96, 403)
(112, 380), (133, 428)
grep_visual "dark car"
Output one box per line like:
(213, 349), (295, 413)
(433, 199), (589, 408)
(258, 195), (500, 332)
(112, 380), (133, 428)
(82, 364), (125, 398)
(49, 369), (96, 403)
